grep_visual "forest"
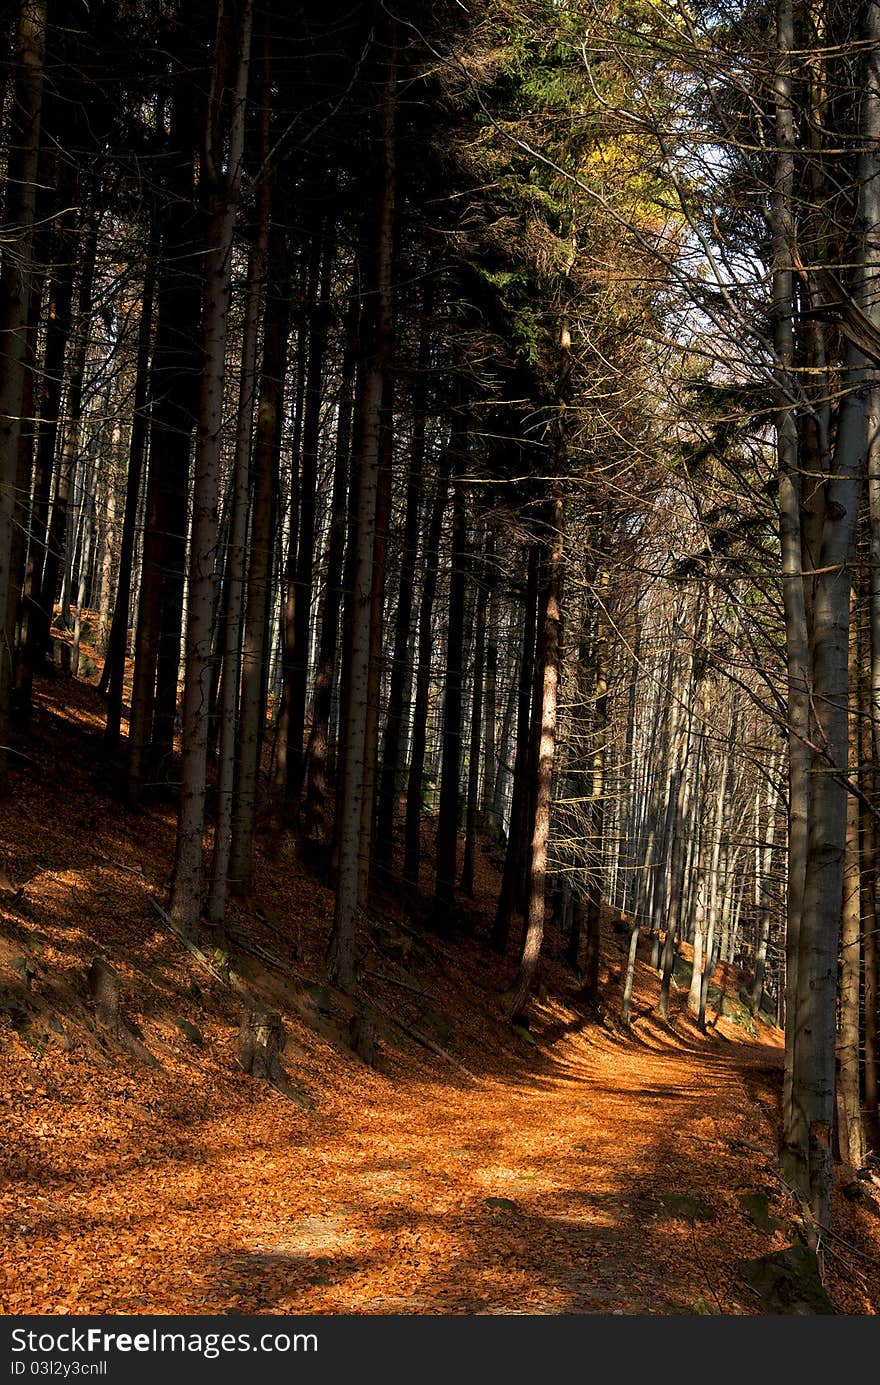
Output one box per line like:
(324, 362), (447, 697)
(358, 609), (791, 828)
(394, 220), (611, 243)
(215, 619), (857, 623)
(1, 0), (880, 1319)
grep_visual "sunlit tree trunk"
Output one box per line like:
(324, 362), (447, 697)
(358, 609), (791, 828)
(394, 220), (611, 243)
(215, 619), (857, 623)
(773, 0), (812, 1185)
(508, 314), (569, 1019)
(508, 492), (564, 1021)
(837, 591), (866, 1168)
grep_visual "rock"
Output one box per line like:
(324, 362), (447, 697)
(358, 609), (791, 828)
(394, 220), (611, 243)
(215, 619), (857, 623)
(10, 956), (37, 987)
(305, 983), (332, 1016)
(737, 1191), (787, 1234)
(372, 924), (412, 962)
(485, 1197), (520, 1212)
(742, 1240), (834, 1314)
(75, 652), (98, 678)
(421, 1006), (453, 1045)
(672, 955), (693, 989)
(657, 1191), (714, 1222)
(173, 1017), (204, 1047)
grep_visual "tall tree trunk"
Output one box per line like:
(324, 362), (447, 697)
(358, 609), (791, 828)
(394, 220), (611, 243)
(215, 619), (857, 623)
(480, 526), (499, 828)
(127, 68), (202, 804)
(170, 0), (253, 936)
(357, 368), (394, 904)
(837, 592), (866, 1169)
(582, 553), (610, 1006)
(374, 297), (432, 878)
(302, 287), (359, 842)
(39, 204), (98, 648)
(283, 235), (334, 806)
(207, 34), (269, 930)
(0, 0), (45, 773)
(328, 30), (396, 988)
(101, 240), (157, 746)
(17, 159), (75, 715)
(508, 314), (569, 1020)
(775, 0), (813, 1184)
(788, 0), (875, 1230)
(862, 0), (880, 1159)
(794, 360), (863, 1235)
(402, 444), (451, 894)
(508, 495), (565, 1020)
(228, 223), (291, 894)
(434, 448), (467, 920)
(461, 522), (487, 896)
(490, 543), (539, 953)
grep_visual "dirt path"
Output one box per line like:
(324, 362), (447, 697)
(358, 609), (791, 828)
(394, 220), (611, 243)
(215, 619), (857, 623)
(1, 674), (877, 1316)
(3, 1021), (796, 1315)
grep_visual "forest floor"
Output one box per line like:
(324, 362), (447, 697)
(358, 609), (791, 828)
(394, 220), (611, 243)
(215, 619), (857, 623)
(1, 644), (879, 1316)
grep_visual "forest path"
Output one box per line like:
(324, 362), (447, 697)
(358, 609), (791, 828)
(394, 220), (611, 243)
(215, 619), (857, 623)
(3, 1017), (790, 1315)
(2, 675), (876, 1316)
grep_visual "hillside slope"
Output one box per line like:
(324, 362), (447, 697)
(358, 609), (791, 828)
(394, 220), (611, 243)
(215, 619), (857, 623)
(1, 666), (878, 1316)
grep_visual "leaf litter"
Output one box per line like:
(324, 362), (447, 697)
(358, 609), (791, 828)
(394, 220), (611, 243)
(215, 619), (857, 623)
(0, 664), (878, 1316)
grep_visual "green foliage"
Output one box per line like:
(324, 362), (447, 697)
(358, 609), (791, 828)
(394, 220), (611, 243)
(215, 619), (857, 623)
(690, 1295), (719, 1314)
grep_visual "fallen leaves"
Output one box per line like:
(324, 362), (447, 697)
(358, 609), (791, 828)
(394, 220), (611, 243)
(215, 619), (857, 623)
(0, 668), (877, 1316)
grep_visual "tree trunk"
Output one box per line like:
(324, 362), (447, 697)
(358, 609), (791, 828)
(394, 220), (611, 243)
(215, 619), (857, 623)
(461, 522), (488, 896)
(127, 69), (202, 803)
(101, 235), (157, 747)
(207, 36), (270, 930)
(480, 527), (499, 828)
(773, 0), (813, 1182)
(508, 494), (565, 1021)
(302, 287), (359, 842)
(17, 158), (75, 716)
(434, 450), (467, 920)
(228, 223), (291, 895)
(837, 592), (866, 1169)
(490, 544), (539, 953)
(582, 554), (610, 1007)
(170, 0), (253, 936)
(39, 204), (98, 648)
(0, 0), (45, 772)
(508, 314), (569, 1020)
(284, 234), (334, 805)
(357, 367), (393, 905)
(328, 31), (396, 989)
(402, 445), (451, 894)
(374, 296), (432, 878)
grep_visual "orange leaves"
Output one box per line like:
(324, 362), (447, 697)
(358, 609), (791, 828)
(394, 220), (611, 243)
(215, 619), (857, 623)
(0, 670), (877, 1316)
